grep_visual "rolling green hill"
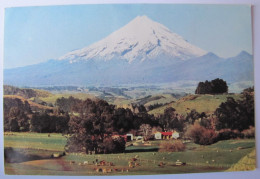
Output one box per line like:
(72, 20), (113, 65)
(38, 93), (97, 105)
(149, 94), (242, 116)
(4, 95), (54, 111)
(4, 85), (51, 99)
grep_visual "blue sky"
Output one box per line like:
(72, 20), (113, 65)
(4, 4), (252, 69)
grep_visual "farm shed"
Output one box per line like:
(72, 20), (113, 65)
(154, 131), (180, 140)
(154, 132), (162, 139)
(161, 132), (173, 139)
(172, 131), (180, 139)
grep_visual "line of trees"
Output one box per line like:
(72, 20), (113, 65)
(4, 97), (70, 133)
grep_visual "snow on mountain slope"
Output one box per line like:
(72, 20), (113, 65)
(59, 15), (207, 63)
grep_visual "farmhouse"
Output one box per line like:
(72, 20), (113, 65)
(172, 131), (180, 139)
(154, 131), (180, 140)
(154, 132), (162, 140)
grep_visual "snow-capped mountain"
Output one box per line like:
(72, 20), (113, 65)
(59, 15), (207, 63)
(4, 16), (253, 87)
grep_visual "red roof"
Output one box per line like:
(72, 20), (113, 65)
(161, 132), (173, 136)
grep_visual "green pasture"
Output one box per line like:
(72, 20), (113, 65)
(4, 132), (66, 151)
(37, 93), (97, 105)
(4, 132), (255, 175)
(149, 94), (242, 116)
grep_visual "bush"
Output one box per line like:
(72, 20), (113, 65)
(185, 123), (218, 145)
(159, 140), (185, 152)
(242, 126), (255, 138)
(217, 129), (243, 140)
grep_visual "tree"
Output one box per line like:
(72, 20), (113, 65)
(9, 118), (19, 132)
(4, 97), (31, 132)
(195, 78), (228, 94)
(55, 96), (81, 113)
(30, 112), (69, 133)
(215, 87), (254, 131)
(113, 108), (134, 134)
(159, 107), (184, 132)
(185, 109), (201, 124)
(195, 81), (212, 94)
(211, 78), (228, 94)
(139, 124), (152, 140)
(102, 136), (126, 154)
(66, 98), (134, 154)
(30, 113), (52, 133)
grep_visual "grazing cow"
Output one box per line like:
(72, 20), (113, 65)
(158, 162), (165, 167)
(108, 162), (114, 166)
(96, 168), (102, 173)
(135, 162), (140, 167)
(128, 162), (134, 168)
(131, 158), (137, 162)
(100, 160), (106, 166)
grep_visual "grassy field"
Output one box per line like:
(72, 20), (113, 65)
(37, 93), (97, 105)
(149, 94), (242, 116)
(226, 148), (256, 171)
(4, 132), (66, 151)
(4, 132), (255, 175)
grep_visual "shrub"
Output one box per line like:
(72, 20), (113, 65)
(159, 140), (185, 152)
(242, 126), (255, 138)
(217, 129), (243, 140)
(185, 123), (218, 145)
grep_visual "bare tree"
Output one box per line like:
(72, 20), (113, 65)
(140, 124), (152, 140)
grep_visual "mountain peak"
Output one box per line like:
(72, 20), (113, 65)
(202, 52), (220, 59)
(237, 50), (252, 58)
(59, 15), (207, 62)
(134, 15), (151, 21)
